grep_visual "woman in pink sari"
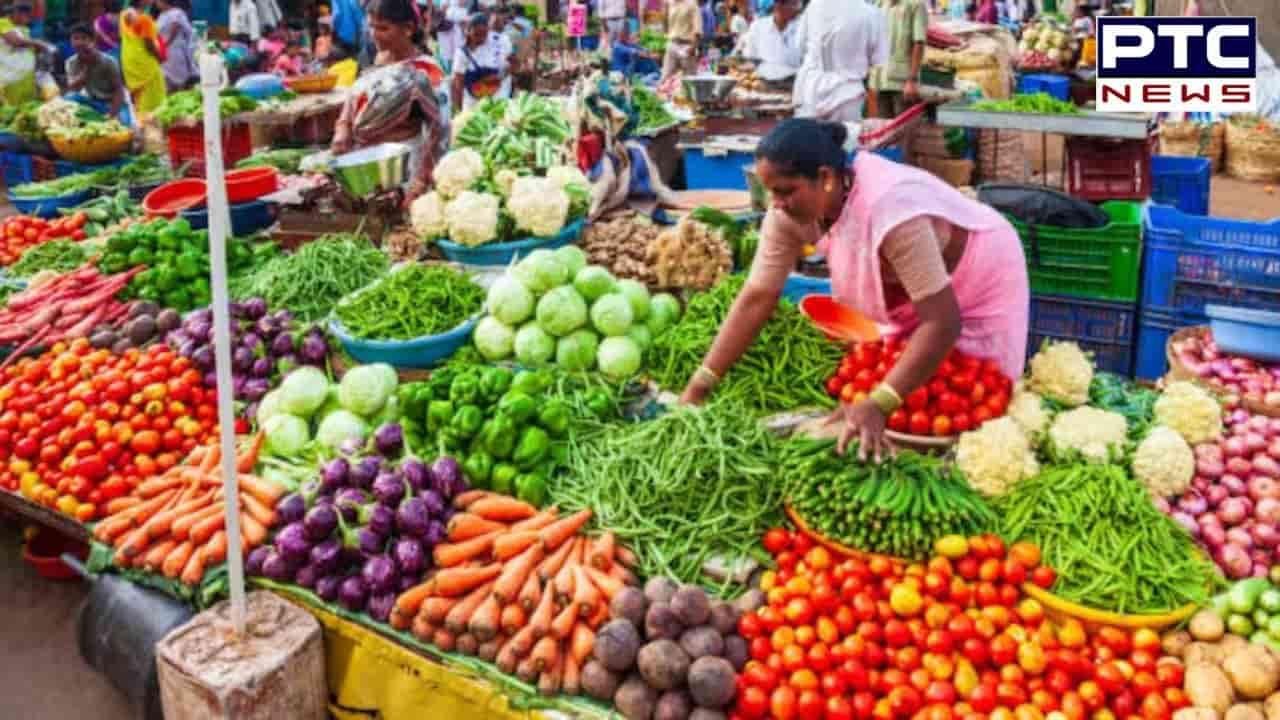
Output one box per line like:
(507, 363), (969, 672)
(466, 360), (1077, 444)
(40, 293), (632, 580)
(680, 119), (1029, 461)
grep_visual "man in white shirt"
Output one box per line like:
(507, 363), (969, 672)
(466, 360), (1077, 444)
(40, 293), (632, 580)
(793, 0), (887, 121)
(737, 0), (801, 81)
(597, 0), (626, 43)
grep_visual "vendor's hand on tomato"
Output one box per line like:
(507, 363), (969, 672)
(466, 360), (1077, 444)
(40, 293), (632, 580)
(825, 398), (893, 462)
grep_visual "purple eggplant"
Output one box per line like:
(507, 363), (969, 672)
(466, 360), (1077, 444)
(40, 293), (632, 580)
(241, 332), (263, 353)
(361, 554), (398, 596)
(251, 357), (273, 378)
(373, 423), (403, 457)
(430, 457), (466, 499)
(371, 471), (406, 507)
(299, 479), (324, 506)
(256, 315), (280, 338)
(177, 339), (197, 359)
(246, 545), (271, 576)
(359, 503), (397, 537)
(392, 537), (426, 575)
(335, 488), (368, 521)
(192, 345), (215, 370)
(309, 538), (343, 575)
(188, 319), (212, 343)
(320, 457), (350, 492)
(242, 377), (270, 401)
(273, 309), (294, 323)
(305, 498), (335, 538)
(425, 519), (446, 547)
(300, 332), (329, 364)
(188, 307), (213, 327)
(315, 575), (342, 602)
(395, 496), (431, 538)
(338, 575), (368, 611)
(275, 522), (312, 566)
(271, 332), (295, 357)
(367, 593), (396, 623)
(350, 457), (382, 489)
(278, 493), (307, 524)
(261, 550), (293, 581)
(202, 370), (218, 389)
(421, 490), (444, 517)
(401, 458), (430, 493)
(243, 297), (268, 319)
(231, 346), (254, 372)
(294, 563), (320, 589)
(338, 436), (365, 457)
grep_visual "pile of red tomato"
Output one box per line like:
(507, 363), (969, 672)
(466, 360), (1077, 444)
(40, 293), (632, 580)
(731, 529), (1186, 720)
(825, 340), (1013, 437)
(0, 213), (89, 266)
(0, 340), (221, 520)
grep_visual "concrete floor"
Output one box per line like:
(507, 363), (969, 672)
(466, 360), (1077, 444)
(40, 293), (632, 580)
(0, 518), (134, 720)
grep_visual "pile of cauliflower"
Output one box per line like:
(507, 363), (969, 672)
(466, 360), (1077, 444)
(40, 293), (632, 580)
(1153, 380), (1224, 446)
(955, 417), (1040, 496)
(409, 148), (590, 247)
(1131, 426), (1195, 498)
(1047, 406), (1128, 464)
(1026, 341), (1093, 407)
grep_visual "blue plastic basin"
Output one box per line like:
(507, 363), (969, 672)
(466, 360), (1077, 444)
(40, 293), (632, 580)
(181, 200), (277, 236)
(1206, 305), (1280, 364)
(435, 219), (585, 266)
(7, 189), (94, 218)
(329, 316), (479, 369)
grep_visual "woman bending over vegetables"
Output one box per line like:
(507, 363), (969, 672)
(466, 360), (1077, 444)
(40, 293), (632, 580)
(680, 119), (1029, 462)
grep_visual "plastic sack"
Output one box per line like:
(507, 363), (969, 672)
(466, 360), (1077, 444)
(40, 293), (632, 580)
(977, 183), (1109, 229)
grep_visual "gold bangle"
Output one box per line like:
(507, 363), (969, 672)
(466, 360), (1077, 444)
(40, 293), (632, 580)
(695, 365), (721, 387)
(869, 383), (902, 415)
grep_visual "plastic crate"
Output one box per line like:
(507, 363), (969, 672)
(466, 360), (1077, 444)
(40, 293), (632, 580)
(1134, 305), (1205, 380)
(1140, 203), (1280, 315)
(1008, 200), (1143, 303)
(684, 146), (753, 191)
(1, 152), (32, 187)
(166, 123), (253, 178)
(1028, 293), (1136, 376)
(1017, 74), (1070, 101)
(1066, 135), (1155, 201)
(1151, 155), (1211, 216)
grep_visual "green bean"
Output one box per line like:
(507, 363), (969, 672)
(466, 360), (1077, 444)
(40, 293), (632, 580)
(8, 240), (88, 277)
(229, 234), (390, 321)
(334, 264), (483, 340)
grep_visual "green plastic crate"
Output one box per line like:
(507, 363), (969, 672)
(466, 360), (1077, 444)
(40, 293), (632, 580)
(1007, 201), (1143, 304)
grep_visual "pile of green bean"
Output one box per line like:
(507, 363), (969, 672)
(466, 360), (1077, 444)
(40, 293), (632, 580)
(335, 264), (484, 340)
(648, 275), (844, 415)
(230, 234), (390, 321)
(994, 463), (1221, 613)
(783, 438), (996, 559)
(8, 240), (89, 277)
(550, 398), (784, 594)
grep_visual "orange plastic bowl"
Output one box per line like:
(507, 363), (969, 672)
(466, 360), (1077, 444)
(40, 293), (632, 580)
(798, 294), (880, 344)
(144, 178), (207, 218)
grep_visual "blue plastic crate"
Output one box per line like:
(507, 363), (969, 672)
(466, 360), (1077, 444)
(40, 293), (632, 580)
(1134, 305), (1206, 380)
(2, 152), (34, 188)
(1140, 203), (1280, 315)
(1206, 305), (1280, 363)
(1151, 156), (1211, 216)
(7, 189), (94, 218)
(1028, 293), (1137, 376)
(1017, 74), (1071, 102)
(782, 273), (832, 303)
(684, 147), (753, 191)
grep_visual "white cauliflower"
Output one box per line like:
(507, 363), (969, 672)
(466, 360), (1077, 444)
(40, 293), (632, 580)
(450, 109), (475, 144)
(495, 169), (520, 197)
(955, 417), (1040, 497)
(1131, 426), (1195, 498)
(546, 165), (590, 192)
(1026, 341), (1093, 407)
(1007, 389), (1052, 438)
(409, 191), (447, 239)
(1048, 406), (1129, 463)
(434, 148), (486, 199)
(507, 176), (570, 238)
(444, 191), (501, 247)
(1153, 381), (1223, 445)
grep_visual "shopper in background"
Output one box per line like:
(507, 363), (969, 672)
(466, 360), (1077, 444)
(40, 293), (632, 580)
(64, 23), (129, 122)
(435, 0), (467, 71)
(871, 0), (926, 119)
(662, 0), (701, 78)
(119, 0), (167, 114)
(728, 5), (747, 37)
(975, 0), (996, 23)
(156, 0), (196, 91)
(736, 0), (801, 81)
(450, 11), (512, 110)
(0, 3), (47, 104)
(597, 0), (625, 44)
(94, 0), (120, 58)
(229, 0), (262, 39)
(793, 0), (884, 121)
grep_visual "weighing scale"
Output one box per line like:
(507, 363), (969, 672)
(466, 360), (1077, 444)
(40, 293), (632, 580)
(327, 142), (415, 234)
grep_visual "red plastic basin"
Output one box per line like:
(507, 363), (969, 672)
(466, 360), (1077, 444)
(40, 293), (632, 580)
(225, 166), (279, 204)
(798, 294), (881, 345)
(144, 178), (208, 218)
(22, 527), (88, 582)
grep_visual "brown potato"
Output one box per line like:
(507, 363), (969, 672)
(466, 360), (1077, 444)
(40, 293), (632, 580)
(1187, 662), (1237, 715)
(1224, 646), (1280, 700)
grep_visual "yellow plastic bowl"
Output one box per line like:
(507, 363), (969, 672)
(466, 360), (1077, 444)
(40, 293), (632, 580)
(48, 129), (133, 165)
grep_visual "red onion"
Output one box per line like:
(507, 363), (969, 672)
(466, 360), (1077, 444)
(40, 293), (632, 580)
(1171, 511), (1200, 537)
(1233, 422), (1252, 437)
(1199, 511), (1223, 529)
(1250, 415), (1272, 433)
(1257, 497), (1280, 524)
(1227, 525), (1255, 549)
(1221, 474), (1248, 496)
(1249, 475), (1280, 501)
(1206, 484), (1230, 507)
(1235, 357), (1259, 372)
(1245, 433), (1268, 454)
(1213, 358), (1238, 379)
(1252, 522), (1280, 548)
(1229, 409), (1250, 426)
(1254, 455), (1280, 479)
(1196, 442), (1225, 460)
(1152, 495), (1172, 513)
(1224, 394), (1242, 410)
(1271, 418), (1280, 434)
(1197, 457), (1226, 478)
(1227, 457), (1254, 477)
(1178, 491), (1210, 515)
(1203, 523), (1228, 550)
(1269, 438), (1280, 461)
(1193, 476), (1211, 492)
(1218, 544), (1253, 578)
(1224, 437), (1248, 458)
(1220, 496), (1251, 524)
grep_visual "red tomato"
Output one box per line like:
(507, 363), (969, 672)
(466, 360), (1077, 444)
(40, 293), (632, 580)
(827, 376), (846, 397)
(772, 686), (798, 720)
(888, 686), (923, 717)
(737, 686), (769, 719)
(1031, 566), (1056, 589)
(970, 684), (998, 713)
(888, 409), (909, 433)
(931, 415), (953, 437)
(909, 411), (931, 436)
(1095, 663), (1127, 695)
(826, 696), (855, 720)
(972, 406), (994, 424)
(1140, 693), (1171, 720)
(797, 689), (825, 720)
(1002, 558), (1027, 584)
(763, 528), (791, 554)
(1155, 661), (1184, 690)
(906, 388), (929, 412)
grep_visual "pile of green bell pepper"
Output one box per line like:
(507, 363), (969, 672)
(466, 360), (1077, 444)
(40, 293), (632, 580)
(97, 217), (279, 311)
(397, 366), (595, 508)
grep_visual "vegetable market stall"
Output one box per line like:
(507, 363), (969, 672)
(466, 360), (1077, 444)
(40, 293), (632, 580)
(236, 89), (351, 149)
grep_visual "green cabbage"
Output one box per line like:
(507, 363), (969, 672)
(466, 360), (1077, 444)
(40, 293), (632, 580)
(338, 364), (396, 417)
(474, 316), (516, 360)
(616, 279), (651, 321)
(536, 286), (589, 337)
(554, 245), (588, 278)
(487, 275), (535, 326)
(315, 410), (369, 450)
(597, 336), (642, 380)
(514, 323), (556, 365)
(512, 249), (568, 295)
(590, 293), (634, 337)
(256, 389), (284, 428)
(277, 366), (330, 418)
(646, 293), (681, 336)
(264, 414), (311, 457)
(626, 324), (652, 351)
(573, 265), (616, 302)
(556, 329), (599, 370)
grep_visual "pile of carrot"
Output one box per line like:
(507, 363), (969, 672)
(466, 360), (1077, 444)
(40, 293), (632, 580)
(392, 491), (639, 697)
(92, 433), (288, 587)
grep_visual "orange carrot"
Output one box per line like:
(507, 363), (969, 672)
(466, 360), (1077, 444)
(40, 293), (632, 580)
(136, 475), (183, 499)
(530, 635), (560, 674)
(572, 566), (601, 618)
(550, 601), (577, 639)
(468, 496), (537, 522)
(430, 564), (503, 597)
(390, 609), (413, 631)
(239, 491), (276, 529)
(526, 579), (557, 640)
(479, 636), (504, 663)
(237, 473), (287, 506)
(493, 542), (544, 603)
(467, 594), (502, 641)
(94, 515), (135, 544)
(144, 490), (217, 540)
(553, 551), (577, 603)
(587, 599), (608, 629)
(433, 530), (501, 568)
(607, 562), (638, 587)
(236, 432), (265, 473)
(537, 533), (575, 583)
(538, 509), (593, 551)
(186, 445), (209, 471)
(562, 653), (581, 696)
(570, 623), (594, 664)
(171, 503), (222, 541)
(453, 490), (490, 510)
(117, 526), (152, 558)
(421, 596), (461, 625)
(432, 629), (457, 652)
(446, 513), (507, 542)
(197, 443), (220, 474)
(189, 508), (226, 545)
(588, 532), (615, 571)
(510, 508), (560, 533)
(104, 496), (142, 516)
(113, 538), (139, 568)
(515, 655), (538, 684)
(143, 539), (178, 571)
(203, 531), (228, 565)
(496, 635), (523, 674)
(397, 580), (438, 617)
(584, 566), (626, 601)
(538, 655), (563, 697)
(614, 544), (638, 569)
(239, 510), (268, 548)
(509, 621), (538, 657)
(162, 540), (195, 578)
(445, 580), (496, 634)
(500, 603), (527, 636)
(180, 545), (208, 585)
(455, 633), (479, 656)
(411, 615), (435, 642)
(493, 531), (540, 561)
(517, 571), (542, 613)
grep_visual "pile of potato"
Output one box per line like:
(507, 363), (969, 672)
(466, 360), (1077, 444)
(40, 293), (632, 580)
(1164, 611), (1280, 720)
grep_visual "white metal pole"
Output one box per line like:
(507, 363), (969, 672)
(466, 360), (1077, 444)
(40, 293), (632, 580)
(199, 50), (247, 634)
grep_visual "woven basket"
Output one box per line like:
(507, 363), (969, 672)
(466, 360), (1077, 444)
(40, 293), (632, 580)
(284, 73), (339, 94)
(1165, 325), (1280, 418)
(48, 129), (133, 165)
(1225, 118), (1280, 183)
(1159, 122), (1224, 173)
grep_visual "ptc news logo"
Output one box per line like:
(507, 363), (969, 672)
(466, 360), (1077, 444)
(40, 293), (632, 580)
(1096, 17), (1257, 113)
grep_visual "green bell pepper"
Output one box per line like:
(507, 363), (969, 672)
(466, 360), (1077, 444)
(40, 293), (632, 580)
(127, 247), (154, 266)
(402, 419), (426, 455)
(463, 450), (494, 488)
(426, 366), (458, 400)
(153, 266), (177, 292)
(515, 469), (548, 507)
(510, 369), (551, 396)
(397, 383), (432, 425)
(537, 399), (572, 438)
(491, 463), (519, 495)
(156, 225), (183, 251)
(191, 278), (211, 307)
(427, 399), (455, 433)
(99, 252), (128, 275)
(513, 426), (550, 470)
(162, 287), (191, 311)
(549, 441), (569, 468)
(449, 370), (481, 406)
(439, 427), (466, 453)
(484, 414), (518, 459)
(497, 392), (537, 425)
(105, 232), (135, 255)
(175, 252), (201, 280)
(451, 404), (485, 438)
(480, 367), (514, 402)
(584, 388), (615, 419)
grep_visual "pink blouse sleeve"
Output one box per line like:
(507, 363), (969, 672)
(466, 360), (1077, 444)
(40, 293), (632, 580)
(746, 210), (805, 294)
(879, 215), (951, 302)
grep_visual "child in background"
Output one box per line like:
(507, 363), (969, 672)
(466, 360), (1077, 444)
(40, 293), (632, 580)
(314, 15), (335, 61)
(272, 37), (309, 74)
